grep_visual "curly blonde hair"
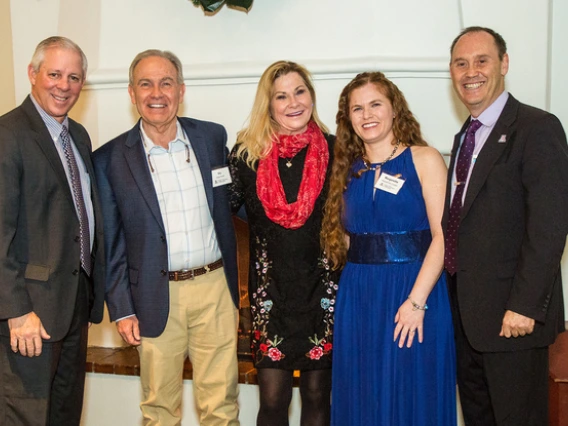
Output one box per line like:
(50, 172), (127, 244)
(321, 72), (427, 269)
(235, 60), (328, 168)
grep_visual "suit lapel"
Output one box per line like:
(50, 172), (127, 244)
(180, 119), (215, 213)
(123, 121), (166, 232)
(461, 96), (519, 220)
(21, 97), (75, 208)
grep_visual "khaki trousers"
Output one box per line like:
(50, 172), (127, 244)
(138, 267), (239, 426)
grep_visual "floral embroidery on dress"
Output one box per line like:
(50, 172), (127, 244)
(305, 255), (338, 360)
(258, 335), (286, 362)
(251, 237), (286, 363)
(251, 239), (338, 364)
(227, 149), (246, 213)
(306, 334), (333, 360)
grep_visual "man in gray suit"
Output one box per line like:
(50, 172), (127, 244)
(93, 50), (240, 425)
(0, 37), (105, 425)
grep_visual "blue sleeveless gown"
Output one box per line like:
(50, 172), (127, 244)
(331, 148), (456, 426)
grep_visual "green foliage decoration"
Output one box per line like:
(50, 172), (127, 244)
(192, 0), (253, 13)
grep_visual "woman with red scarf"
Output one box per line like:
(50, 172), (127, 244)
(229, 61), (338, 426)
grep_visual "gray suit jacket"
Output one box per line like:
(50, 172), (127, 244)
(0, 96), (105, 341)
(93, 117), (239, 338)
(443, 94), (568, 352)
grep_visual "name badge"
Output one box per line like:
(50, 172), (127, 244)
(374, 172), (405, 195)
(212, 166), (232, 187)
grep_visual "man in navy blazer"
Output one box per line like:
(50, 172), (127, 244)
(444, 27), (568, 426)
(0, 37), (105, 425)
(93, 50), (240, 425)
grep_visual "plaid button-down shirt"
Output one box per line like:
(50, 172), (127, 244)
(141, 121), (221, 271)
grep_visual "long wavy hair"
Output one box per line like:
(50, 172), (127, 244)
(321, 71), (427, 269)
(235, 60), (328, 168)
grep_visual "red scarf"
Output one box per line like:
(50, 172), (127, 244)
(256, 121), (329, 229)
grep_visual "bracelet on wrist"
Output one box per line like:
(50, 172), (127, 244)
(408, 296), (428, 311)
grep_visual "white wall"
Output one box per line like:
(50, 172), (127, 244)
(0, 0), (15, 115)
(9, 0), (562, 152)
(10, 0), (558, 155)
(551, 0), (568, 124)
(7, 0), (568, 424)
(82, 375), (463, 426)
(81, 375), (303, 426)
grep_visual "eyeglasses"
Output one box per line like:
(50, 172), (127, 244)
(147, 144), (190, 173)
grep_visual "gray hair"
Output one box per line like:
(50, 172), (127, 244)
(129, 50), (184, 86)
(30, 36), (88, 78)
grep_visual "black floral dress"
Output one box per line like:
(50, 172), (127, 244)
(228, 135), (339, 371)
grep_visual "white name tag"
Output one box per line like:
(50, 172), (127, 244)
(212, 166), (232, 187)
(374, 172), (405, 194)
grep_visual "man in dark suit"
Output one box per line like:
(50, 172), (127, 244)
(93, 50), (240, 425)
(444, 26), (568, 426)
(0, 36), (105, 425)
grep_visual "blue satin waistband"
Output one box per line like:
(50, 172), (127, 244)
(347, 229), (432, 264)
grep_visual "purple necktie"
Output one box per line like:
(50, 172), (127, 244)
(444, 119), (482, 275)
(60, 125), (92, 276)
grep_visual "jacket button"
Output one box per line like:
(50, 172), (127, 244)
(74, 236), (80, 242)
(161, 270), (167, 276)
(72, 269), (79, 275)
(160, 235), (166, 242)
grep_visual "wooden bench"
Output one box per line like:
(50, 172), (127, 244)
(549, 325), (568, 426)
(85, 345), (260, 384)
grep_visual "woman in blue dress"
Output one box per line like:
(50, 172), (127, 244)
(321, 72), (456, 425)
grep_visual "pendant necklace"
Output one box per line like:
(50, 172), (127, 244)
(366, 139), (401, 171)
(285, 158), (293, 168)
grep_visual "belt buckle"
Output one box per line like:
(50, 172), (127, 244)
(180, 268), (195, 280)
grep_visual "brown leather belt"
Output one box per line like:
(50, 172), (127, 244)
(169, 259), (223, 281)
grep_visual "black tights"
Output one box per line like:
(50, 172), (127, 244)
(256, 368), (332, 426)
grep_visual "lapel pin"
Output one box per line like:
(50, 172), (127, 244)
(498, 134), (507, 143)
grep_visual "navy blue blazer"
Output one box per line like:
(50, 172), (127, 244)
(93, 117), (239, 338)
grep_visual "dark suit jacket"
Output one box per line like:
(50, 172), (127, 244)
(0, 96), (105, 341)
(443, 94), (568, 352)
(92, 117), (239, 338)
